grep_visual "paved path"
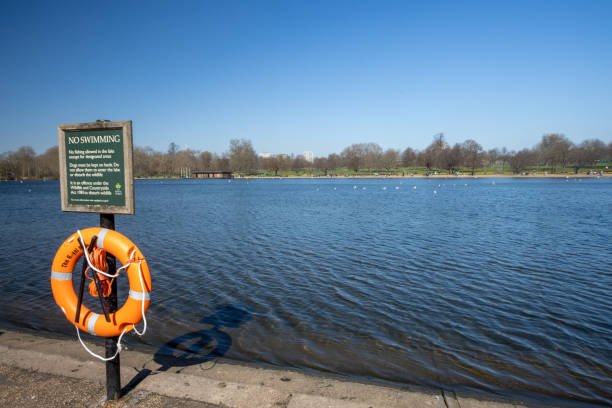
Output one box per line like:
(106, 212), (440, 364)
(0, 329), (530, 407)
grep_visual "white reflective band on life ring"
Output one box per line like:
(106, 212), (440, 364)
(129, 289), (150, 300)
(51, 271), (72, 280)
(96, 228), (109, 249)
(88, 313), (100, 335)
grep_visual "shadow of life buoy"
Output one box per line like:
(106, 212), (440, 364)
(153, 304), (251, 371)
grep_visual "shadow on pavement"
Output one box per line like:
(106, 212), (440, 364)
(122, 304), (251, 396)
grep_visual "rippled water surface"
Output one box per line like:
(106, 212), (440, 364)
(1, 178), (611, 406)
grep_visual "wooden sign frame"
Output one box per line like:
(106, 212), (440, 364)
(58, 120), (134, 214)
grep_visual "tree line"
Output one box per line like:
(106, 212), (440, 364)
(1, 133), (610, 180)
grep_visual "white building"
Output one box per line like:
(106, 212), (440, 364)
(259, 152), (272, 159)
(303, 151), (314, 163)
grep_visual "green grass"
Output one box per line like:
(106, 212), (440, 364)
(235, 164), (611, 178)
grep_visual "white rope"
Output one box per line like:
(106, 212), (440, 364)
(131, 259), (148, 336)
(77, 231), (122, 279)
(74, 229), (148, 360)
(76, 325), (128, 361)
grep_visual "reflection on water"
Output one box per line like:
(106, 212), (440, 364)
(0, 178), (611, 407)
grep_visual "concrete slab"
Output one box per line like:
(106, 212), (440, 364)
(287, 393), (373, 408)
(138, 372), (291, 408)
(0, 329), (532, 408)
(0, 365), (218, 408)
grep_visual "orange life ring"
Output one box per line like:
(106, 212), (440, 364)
(50, 227), (152, 337)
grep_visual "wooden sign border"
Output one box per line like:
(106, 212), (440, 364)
(58, 120), (134, 214)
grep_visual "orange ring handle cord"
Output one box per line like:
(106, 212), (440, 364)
(75, 235), (110, 324)
(86, 246), (112, 298)
(50, 227), (152, 342)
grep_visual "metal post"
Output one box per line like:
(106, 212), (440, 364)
(100, 213), (120, 400)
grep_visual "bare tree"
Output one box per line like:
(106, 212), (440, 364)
(341, 144), (365, 172)
(228, 139), (258, 174)
(291, 155), (307, 174)
(313, 157), (329, 175)
(401, 147), (416, 168)
(37, 146), (59, 179)
(537, 134), (572, 173)
(380, 149), (400, 174)
(462, 139), (483, 175)
(165, 142), (180, 177)
(509, 149), (535, 174)
(441, 144), (462, 174)
(418, 148), (435, 173)
(212, 154), (230, 171)
(421, 133), (448, 172)
(199, 151), (213, 170)
(262, 156), (281, 176)
(175, 149), (199, 177)
(133, 146), (152, 178)
(327, 153), (340, 172)
(363, 143), (383, 171)
(570, 139), (606, 173)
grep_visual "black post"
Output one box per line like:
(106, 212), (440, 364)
(100, 213), (120, 400)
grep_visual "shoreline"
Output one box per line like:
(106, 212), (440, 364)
(2, 173), (610, 182)
(0, 328), (578, 408)
(240, 173), (611, 179)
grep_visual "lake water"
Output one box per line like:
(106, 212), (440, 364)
(1, 178), (610, 406)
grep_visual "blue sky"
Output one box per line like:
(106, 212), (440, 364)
(1, 0), (610, 157)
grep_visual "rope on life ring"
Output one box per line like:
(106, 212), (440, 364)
(50, 227), (152, 360)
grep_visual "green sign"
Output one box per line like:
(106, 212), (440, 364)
(64, 129), (125, 206)
(58, 121), (134, 214)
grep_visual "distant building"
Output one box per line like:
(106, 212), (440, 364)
(303, 151), (314, 163)
(259, 152), (272, 159)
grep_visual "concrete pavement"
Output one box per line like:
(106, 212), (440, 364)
(0, 329), (530, 407)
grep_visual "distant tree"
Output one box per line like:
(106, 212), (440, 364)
(262, 156), (281, 176)
(363, 143), (383, 171)
(509, 149), (535, 174)
(499, 147), (509, 173)
(37, 146), (59, 179)
(165, 142), (179, 176)
(133, 146), (151, 177)
(199, 151), (213, 170)
(380, 149), (400, 173)
(537, 134), (572, 172)
(0, 150), (19, 179)
(2, 146), (38, 179)
(277, 155), (291, 172)
(462, 139), (483, 175)
(228, 139), (258, 173)
(291, 155), (307, 174)
(313, 157), (329, 175)
(440, 144), (462, 174)
(212, 154), (230, 171)
(418, 148), (436, 173)
(341, 144), (365, 172)
(326, 153), (340, 171)
(0, 152), (9, 179)
(432, 133), (446, 150)
(19, 146), (37, 178)
(175, 149), (199, 176)
(571, 139), (609, 173)
(485, 148), (498, 168)
(421, 133), (447, 171)
(401, 147), (416, 167)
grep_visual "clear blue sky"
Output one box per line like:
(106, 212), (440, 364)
(1, 0), (611, 157)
